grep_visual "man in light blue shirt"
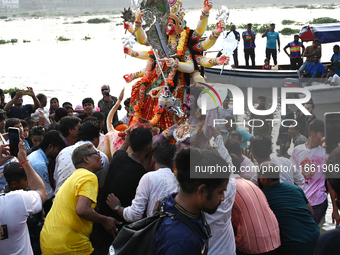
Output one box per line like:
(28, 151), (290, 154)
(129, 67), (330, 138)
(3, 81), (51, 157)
(262, 23), (280, 65)
(28, 131), (66, 202)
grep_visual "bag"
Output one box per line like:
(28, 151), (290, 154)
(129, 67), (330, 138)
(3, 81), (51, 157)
(109, 202), (206, 255)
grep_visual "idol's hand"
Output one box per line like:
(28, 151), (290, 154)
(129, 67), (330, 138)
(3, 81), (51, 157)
(123, 74), (133, 83)
(165, 58), (179, 69)
(217, 55), (229, 65)
(124, 46), (132, 55)
(203, 0), (213, 12)
(215, 20), (225, 34)
(135, 9), (143, 23)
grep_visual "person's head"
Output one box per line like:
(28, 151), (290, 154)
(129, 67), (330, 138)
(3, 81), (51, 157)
(0, 89), (4, 104)
(36, 93), (47, 108)
(183, 86), (201, 117)
(82, 97), (94, 115)
(313, 38), (320, 47)
(264, 58), (269, 65)
(288, 124), (301, 138)
(64, 105), (74, 116)
(101, 84), (110, 97)
(257, 161), (280, 189)
(324, 147), (340, 208)
(334, 45), (340, 54)
(47, 122), (60, 132)
(129, 127), (153, 154)
(124, 97), (130, 113)
(247, 23), (252, 31)
(59, 116), (81, 138)
(21, 120), (29, 139)
(24, 117), (37, 131)
(225, 139), (243, 158)
(250, 136), (271, 161)
(304, 100), (315, 115)
(270, 23), (275, 31)
(223, 95), (230, 108)
(72, 143), (103, 173)
(166, 18), (176, 36)
(77, 121), (100, 147)
(229, 130), (243, 146)
(5, 118), (23, 138)
(313, 54), (320, 63)
(38, 130), (67, 159)
(30, 126), (45, 148)
(92, 112), (105, 130)
(0, 109), (6, 133)
(11, 90), (23, 106)
(62, 102), (72, 108)
(329, 68), (335, 76)
(230, 24), (236, 31)
(50, 97), (59, 110)
(175, 148), (230, 214)
(4, 162), (28, 191)
(225, 115), (236, 132)
(294, 34), (300, 43)
(308, 119), (324, 145)
(54, 108), (68, 122)
(154, 142), (176, 169)
(258, 95), (267, 108)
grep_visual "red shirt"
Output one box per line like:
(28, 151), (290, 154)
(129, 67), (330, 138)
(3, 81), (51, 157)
(263, 64), (271, 70)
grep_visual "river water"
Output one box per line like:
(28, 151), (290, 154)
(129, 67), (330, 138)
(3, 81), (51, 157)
(1, 6), (339, 231)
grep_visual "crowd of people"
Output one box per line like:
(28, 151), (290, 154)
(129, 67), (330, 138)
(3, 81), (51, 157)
(0, 81), (339, 255)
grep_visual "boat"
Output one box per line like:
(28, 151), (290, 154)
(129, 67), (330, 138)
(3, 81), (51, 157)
(299, 23), (340, 44)
(302, 83), (340, 105)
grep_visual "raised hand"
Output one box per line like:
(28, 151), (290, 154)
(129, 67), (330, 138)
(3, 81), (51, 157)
(203, 0), (213, 12)
(124, 46), (132, 55)
(217, 55), (229, 65)
(135, 9), (142, 23)
(123, 74), (133, 83)
(215, 20), (225, 34)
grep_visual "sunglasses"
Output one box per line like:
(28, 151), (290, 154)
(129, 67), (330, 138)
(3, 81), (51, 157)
(85, 151), (100, 157)
(101, 89), (109, 91)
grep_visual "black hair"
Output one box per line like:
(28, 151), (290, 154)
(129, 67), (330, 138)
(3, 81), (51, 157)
(250, 136), (271, 159)
(64, 105), (73, 111)
(55, 108), (68, 122)
(4, 162), (26, 184)
(334, 45), (340, 50)
(294, 34), (300, 38)
(5, 118), (20, 132)
(154, 143), (176, 168)
(292, 123), (301, 131)
(82, 97), (94, 106)
(247, 23), (252, 27)
(77, 121), (100, 142)
(62, 102), (72, 108)
(305, 100), (315, 109)
(0, 109), (6, 121)
(175, 148), (230, 200)
(308, 119), (324, 136)
(229, 130), (242, 141)
(224, 139), (243, 157)
(10, 90), (18, 99)
(124, 98), (131, 108)
(36, 93), (46, 102)
(38, 130), (67, 151)
(230, 154), (241, 174)
(24, 117), (36, 127)
(225, 115), (236, 122)
(92, 112), (105, 122)
(31, 126), (45, 136)
(325, 147), (340, 195)
(59, 116), (81, 137)
(82, 116), (99, 125)
(270, 23), (275, 26)
(47, 122), (60, 132)
(21, 120), (28, 128)
(129, 127), (153, 153)
(258, 95), (266, 101)
(258, 162), (280, 182)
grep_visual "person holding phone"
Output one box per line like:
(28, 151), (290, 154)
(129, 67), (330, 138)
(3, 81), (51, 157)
(98, 85), (121, 133)
(4, 87), (40, 120)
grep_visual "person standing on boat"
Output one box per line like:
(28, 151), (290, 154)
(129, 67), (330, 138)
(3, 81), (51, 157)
(262, 23), (280, 66)
(218, 24), (240, 68)
(331, 44), (340, 76)
(242, 23), (256, 69)
(284, 35), (305, 70)
(298, 38), (321, 78)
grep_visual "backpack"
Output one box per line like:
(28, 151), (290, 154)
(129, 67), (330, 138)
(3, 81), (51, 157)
(109, 201), (211, 255)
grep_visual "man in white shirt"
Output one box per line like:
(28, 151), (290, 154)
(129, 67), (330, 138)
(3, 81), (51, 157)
(326, 69), (340, 86)
(105, 143), (178, 222)
(0, 141), (47, 255)
(54, 121), (109, 196)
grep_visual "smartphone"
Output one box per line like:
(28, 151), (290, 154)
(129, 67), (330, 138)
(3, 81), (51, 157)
(324, 112), (340, 154)
(8, 127), (20, 157)
(22, 90), (30, 96)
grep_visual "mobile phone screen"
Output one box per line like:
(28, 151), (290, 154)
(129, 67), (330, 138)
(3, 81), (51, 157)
(9, 128), (20, 157)
(325, 112), (340, 154)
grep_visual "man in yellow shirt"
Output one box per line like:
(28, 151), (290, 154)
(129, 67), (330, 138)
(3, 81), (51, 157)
(40, 144), (120, 254)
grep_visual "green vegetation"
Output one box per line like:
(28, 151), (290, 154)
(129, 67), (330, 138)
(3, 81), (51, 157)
(21, 12), (29, 16)
(0, 39), (18, 44)
(83, 12), (91, 16)
(82, 36), (91, 40)
(72, 21), (84, 24)
(282, 20), (295, 25)
(5, 19), (13, 22)
(307, 5), (317, 9)
(281, 6), (293, 9)
(0, 16), (8, 19)
(87, 18), (110, 24)
(3, 87), (20, 94)
(116, 22), (123, 26)
(310, 17), (339, 24)
(279, 28), (300, 35)
(23, 39), (31, 43)
(206, 24), (216, 31)
(57, 36), (71, 41)
(295, 5), (308, 8)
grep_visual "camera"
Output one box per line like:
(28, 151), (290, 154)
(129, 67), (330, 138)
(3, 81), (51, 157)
(104, 90), (110, 96)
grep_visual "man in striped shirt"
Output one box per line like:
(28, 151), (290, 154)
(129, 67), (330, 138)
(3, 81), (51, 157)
(284, 35), (305, 70)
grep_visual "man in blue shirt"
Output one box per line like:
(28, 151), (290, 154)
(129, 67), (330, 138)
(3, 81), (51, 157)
(262, 23), (280, 66)
(4, 87), (40, 120)
(301, 55), (326, 86)
(242, 23), (256, 69)
(331, 44), (340, 75)
(28, 130), (66, 208)
(153, 148), (230, 255)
